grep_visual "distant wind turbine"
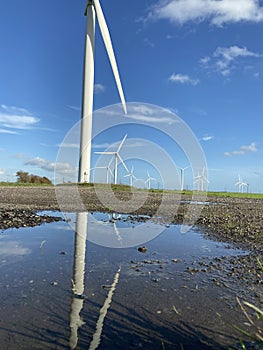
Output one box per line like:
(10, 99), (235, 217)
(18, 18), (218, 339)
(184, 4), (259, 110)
(95, 135), (129, 185)
(146, 171), (157, 190)
(78, 0), (127, 183)
(124, 166), (136, 187)
(235, 174), (244, 193)
(236, 175), (248, 193)
(194, 168), (209, 191)
(194, 172), (201, 191)
(91, 164), (113, 184)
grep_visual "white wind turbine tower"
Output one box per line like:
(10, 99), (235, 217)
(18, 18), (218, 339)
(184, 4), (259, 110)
(78, 0), (127, 183)
(124, 166), (136, 187)
(146, 171), (157, 190)
(95, 134), (129, 185)
(179, 166), (189, 191)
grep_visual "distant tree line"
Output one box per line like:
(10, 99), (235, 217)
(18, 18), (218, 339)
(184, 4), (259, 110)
(16, 170), (52, 184)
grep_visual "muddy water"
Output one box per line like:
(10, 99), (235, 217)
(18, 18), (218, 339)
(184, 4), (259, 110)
(0, 212), (253, 350)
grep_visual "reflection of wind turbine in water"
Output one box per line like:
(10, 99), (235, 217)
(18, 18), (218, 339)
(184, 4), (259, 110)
(78, 0), (127, 183)
(124, 166), (136, 187)
(112, 213), (123, 242)
(69, 212), (88, 350)
(69, 212), (121, 349)
(94, 135), (129, 185)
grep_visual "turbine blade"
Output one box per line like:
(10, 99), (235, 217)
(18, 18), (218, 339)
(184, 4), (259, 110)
(117, 134), (127, 153)
(93, 0), (127, 114)
(117, 154), (129, 173)
(108, 155), (115, 168)
(108, 167), (114, 177)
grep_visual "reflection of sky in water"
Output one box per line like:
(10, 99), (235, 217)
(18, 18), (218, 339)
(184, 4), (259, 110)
(0, 211), (249, 350)
(0, 238), (31, 257)
(58, 212), (247, 256)
(0, 212), (247, 259)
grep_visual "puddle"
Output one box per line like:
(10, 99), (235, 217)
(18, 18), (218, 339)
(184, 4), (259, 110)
(0, 212), (252, 350)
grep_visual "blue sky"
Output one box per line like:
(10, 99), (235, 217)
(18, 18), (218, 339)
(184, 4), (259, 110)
(0, 0), (263, 192)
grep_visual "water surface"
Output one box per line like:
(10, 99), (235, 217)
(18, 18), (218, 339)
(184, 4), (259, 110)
(0, 212), (250, 349)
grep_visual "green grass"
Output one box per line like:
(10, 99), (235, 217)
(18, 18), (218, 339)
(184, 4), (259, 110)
(207, 191), (263, 199)
(228, 298), (263, 349)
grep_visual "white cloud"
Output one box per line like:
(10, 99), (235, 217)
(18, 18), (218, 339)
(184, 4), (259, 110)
(0, 169), (4, 175)
(66, 105), (81, 112)
(202, 135), (214, 141)
(200, 45), (262, 76)
(126, 104), (177, 124)
(0, 104), (40, 130)
(224, 142), (258, 156)
(94, 84), (105, 93)
(0, 241), (30, 257)
(25, 157), (47, 167)
(143, 37), (155, 47)
(92, 142), (111, 149)
(0, 128), (19, 134)
(240, 142), (258, 152)
(146, 0), (263, 26)
(127, 113), (176, 124)
(25, 157), (76, 175)
(58, 143), (79, 149)
(169, 73), (200, 85)
(1, 104), (31, 115)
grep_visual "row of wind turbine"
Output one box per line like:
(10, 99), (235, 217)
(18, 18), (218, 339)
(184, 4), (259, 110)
(194, 167), (209, 192)
(94, 134), (128, 185)
(235, 174), (248, 193)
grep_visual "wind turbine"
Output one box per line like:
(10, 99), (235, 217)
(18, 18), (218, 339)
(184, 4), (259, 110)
(200, 167), (209, 191)
(78, 0), (127, 183)
(146, 171), (157, 190)
(235, 174), (243, 193)
(91, 164), (113, 184)
(241, 180), (248, 193)
(124, 166), (136, 187)
(194, 168), (208, 191)
(194, 172), (201, 191)
(95, 134), (129, 185)
(179, 166), (189, 191)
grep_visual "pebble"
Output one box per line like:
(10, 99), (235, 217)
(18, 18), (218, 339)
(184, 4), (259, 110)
(0, 209), (62, 230)
(138, 246), (147, 253)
